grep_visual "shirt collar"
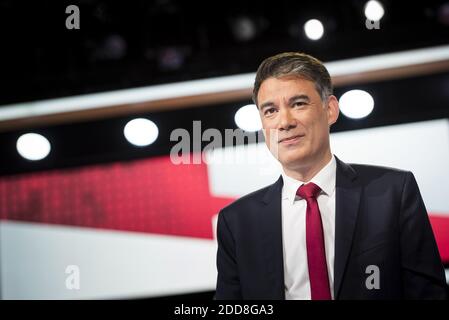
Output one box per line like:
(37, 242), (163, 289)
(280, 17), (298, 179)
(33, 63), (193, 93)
(281, 154), (337, 205)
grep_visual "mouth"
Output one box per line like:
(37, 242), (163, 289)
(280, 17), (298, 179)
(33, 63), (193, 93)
(278, 134), (304, 144)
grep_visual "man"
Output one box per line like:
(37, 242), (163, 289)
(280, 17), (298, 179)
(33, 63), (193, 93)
(215, 52), (448, 300)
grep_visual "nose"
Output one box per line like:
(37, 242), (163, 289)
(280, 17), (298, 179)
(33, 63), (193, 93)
(278, 107), (296, 131)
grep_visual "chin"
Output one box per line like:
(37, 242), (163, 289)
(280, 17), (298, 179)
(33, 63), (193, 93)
(279, 152), (308, 167)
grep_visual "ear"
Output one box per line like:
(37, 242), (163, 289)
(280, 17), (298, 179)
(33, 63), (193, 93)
(326, 95), (339, 126)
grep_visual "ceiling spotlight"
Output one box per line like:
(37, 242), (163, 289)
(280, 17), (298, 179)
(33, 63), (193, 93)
(364, 0), (385, 21)
(234, 104), (262, 132)
(91, 34), (127, 61)
(304, 19), (324, 40)
(16, 133), (51, 161)
(339, 90), (374, 119)
(437, 3), (449, 26)
(230, 16), (257, 42)
(124, 118), (159, 147)
(158, 47), (185, 71)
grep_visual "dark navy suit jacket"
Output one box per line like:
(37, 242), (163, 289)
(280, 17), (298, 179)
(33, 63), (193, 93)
(215, 156), (448, 299)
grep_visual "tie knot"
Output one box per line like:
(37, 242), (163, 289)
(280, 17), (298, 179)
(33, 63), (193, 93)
(296, 182), (321, 199)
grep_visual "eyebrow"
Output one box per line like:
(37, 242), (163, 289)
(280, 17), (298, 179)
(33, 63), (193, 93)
(259, 94), (311, 110)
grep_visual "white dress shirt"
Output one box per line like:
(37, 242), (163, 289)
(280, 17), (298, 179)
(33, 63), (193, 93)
(281, 154), (336, 300)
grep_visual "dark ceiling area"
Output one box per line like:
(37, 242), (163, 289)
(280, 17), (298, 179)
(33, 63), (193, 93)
(1, 0), (449, 105)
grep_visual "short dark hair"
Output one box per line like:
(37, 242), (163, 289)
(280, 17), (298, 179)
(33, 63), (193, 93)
(252, 52), (333, 106)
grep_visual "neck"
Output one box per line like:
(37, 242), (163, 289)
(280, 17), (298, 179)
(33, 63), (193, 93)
(283, 150), (333, 182)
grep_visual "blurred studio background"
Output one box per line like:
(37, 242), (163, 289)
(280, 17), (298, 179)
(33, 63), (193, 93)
(0, 0), (449, 299)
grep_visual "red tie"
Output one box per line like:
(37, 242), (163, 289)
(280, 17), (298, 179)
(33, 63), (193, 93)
(297, 182), (332, 300)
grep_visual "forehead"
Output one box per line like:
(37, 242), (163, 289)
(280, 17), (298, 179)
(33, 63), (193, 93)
(257, 77), (319, 102)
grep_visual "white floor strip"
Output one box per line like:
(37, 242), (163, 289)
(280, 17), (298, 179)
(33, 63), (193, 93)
(0, 220), (217, 299)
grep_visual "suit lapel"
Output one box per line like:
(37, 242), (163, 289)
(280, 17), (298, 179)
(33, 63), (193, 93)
(260, 176), (285, 299)
(334, 156), (362, 299)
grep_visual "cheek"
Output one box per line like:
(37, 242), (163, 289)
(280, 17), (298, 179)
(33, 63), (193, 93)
(263, 128), (279, 148)
(262, 130), (270, 148)
(261, 116), (275, 128)
(303, 119), (322, 142)
(308, 121), (328, 146)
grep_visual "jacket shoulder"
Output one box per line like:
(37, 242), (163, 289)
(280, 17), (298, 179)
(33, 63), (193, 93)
(219, 181), (276, 218)
(350, 162), (410, 175)
(221, 184), (273, 211)
(348, 162), (412, 186)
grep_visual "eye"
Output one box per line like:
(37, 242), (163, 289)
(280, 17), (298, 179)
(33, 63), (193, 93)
(264, 107), (277, 116)
(293, 101), (307, 107)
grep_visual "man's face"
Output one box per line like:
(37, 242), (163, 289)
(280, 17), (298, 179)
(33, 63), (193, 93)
(257, 76), (339, 171)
